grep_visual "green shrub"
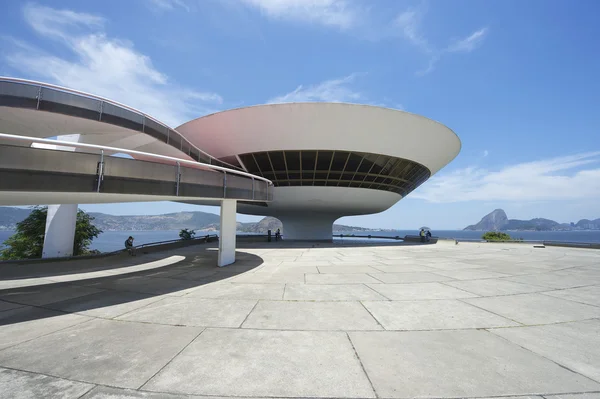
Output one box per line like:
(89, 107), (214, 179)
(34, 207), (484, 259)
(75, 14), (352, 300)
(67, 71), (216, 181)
(482, 231), (512, 241)
(179, 228), (196, 240)
(1, 206), (102, 260)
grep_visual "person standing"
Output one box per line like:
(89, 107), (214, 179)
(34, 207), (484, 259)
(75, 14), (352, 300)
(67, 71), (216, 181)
(419, 229), (425, 243)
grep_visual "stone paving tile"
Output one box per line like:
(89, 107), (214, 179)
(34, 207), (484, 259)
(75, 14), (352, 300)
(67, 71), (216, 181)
(117, 297), (257, 327)
(368, 272), (454, 283)
(0, 299), (25, 312)
(316, 265), (382, 274)
(421, 261), (488, 270)
(464, 293), (600, 324)
(371, 263), (438, 272)
(44, 291), (167, 319)
(283, 283), (388, 301)
(81, 386), (271, 398)
(0, 284), (105, 307)
(349, 330), (600, 398)
(545, 394), (600, 399)
(0, 367), (94, 399)
(491, 319), (600, 382)
(367, 282), (479, 300)
(431, 269), (512, 280)
(0, 307), (91, 350)
(0, 319), (202, 389)
(480, 264), (550, 276)
(506, 272), (600, 289)
(444, 278), (550, 296)
(363, 300), (519, 330)
(79, 276), (204, 296)
(242, 300), (383, 330)
(168, 268), (219, 281)
(278, 261), (333, 267)
(184, 283), (285, 300)
(543, 285), (600, 307)
(0, 277), (63, 290)
(144, 328), (376, 398)
(256, 265), (319, 274)
(305, 273), (382, 284)
(229, 271), (306, 284)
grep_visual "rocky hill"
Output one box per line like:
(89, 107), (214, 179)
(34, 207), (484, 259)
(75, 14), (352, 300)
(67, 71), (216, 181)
(464, 209), (508, 231)
(0, 207), (371, 233)
(464, 209), (600, 231)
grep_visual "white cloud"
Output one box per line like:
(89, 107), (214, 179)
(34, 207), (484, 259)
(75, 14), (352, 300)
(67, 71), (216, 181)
(393, 7), (488, 76)
(5, 3), (220, 127)
(239, 0), (359, 30)
(412, 152), (600, 203)
(148, 0), (191, 12)
(268, 73), (363, 103)
(394, 9), (430, 53)
(483, 150), (489, 157)
(446, 28), (488, 53)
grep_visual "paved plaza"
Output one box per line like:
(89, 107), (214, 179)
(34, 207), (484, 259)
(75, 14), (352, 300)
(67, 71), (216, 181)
(0, 240), (599, 399)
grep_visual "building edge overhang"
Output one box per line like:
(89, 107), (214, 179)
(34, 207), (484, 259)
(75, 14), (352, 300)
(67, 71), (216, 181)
(176, 102), (461, 176)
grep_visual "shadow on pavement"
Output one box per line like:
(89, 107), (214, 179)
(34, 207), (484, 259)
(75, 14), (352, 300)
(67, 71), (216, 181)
(0, 247), (264, 326)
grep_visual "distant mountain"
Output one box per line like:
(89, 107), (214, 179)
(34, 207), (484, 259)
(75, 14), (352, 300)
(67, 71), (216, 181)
(464, 209), (600, 231)
(0, 207), (371, 234)
(88, 211), (220, 231)
(0, 207), (33, 230)
(464, 209), (508, 231)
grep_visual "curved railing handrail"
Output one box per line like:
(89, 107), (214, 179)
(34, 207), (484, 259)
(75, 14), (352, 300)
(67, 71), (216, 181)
(0, 132), (274, 186)
(0, 76), (238, 170)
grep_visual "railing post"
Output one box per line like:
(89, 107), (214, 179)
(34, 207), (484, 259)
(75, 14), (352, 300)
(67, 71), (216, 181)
(175, 161), (181, 196)
(252, 177), (255, 200)
(96, 150), (104, 193)
(36, 86), (42, 109)
(99, 101), (103, 121)
(266, 183), (269, 200)
(223, 171), (227, 197)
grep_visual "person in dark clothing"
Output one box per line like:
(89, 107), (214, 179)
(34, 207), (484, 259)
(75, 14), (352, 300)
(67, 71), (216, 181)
(426, 230), (432, 242)
(125, 236), (136, 256)
(275, 228), (281, 241)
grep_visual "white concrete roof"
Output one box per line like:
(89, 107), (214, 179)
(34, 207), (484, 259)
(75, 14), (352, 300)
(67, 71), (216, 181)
(177, 103), (461, 174)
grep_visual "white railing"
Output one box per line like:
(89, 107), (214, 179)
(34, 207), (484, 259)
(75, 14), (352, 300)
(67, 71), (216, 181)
(0, 76), (237, 170)
(0, 132), (273, 186)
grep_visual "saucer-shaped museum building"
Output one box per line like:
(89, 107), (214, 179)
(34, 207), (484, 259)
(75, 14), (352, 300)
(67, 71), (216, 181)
(177, 103), (461, 240)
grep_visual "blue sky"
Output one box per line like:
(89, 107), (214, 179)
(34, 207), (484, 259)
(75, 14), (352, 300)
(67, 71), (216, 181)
(1, 0), (599, 229)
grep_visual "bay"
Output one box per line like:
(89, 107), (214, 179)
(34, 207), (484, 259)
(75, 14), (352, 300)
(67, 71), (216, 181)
(1, 229), (600, 254)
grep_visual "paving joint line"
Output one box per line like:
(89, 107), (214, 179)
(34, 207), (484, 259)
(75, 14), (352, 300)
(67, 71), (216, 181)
(238, 300), (260, 328)
(138, 327), (207, 390)
(345, 332), (379, 398)
(361, 283), (392, 301)
(358, 301), (385, 330)
(484, 328), (600, 385)
(455, 298), (525, 326)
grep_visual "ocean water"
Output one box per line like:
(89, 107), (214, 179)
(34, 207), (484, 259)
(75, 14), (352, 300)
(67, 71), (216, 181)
(1, 229), (600, 253)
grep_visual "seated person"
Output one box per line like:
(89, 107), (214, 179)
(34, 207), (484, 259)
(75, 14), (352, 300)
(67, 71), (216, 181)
(124, 236), (136, 256)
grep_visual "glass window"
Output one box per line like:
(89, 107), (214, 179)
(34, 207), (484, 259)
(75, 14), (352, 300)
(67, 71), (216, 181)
(316, 151), (333, 170)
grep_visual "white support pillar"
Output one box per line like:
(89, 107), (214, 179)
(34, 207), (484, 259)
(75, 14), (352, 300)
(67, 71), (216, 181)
(278, 213), (336, 241)
(218, 199), (237, 267)
(40, 134), (81, 259)
(42, 204), (78, 258)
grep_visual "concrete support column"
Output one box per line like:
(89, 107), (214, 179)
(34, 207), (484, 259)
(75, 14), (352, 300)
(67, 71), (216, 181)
(278, 213), (336, 241)
(41, 134), (81, 259)
(42, 204), (78, 258)
(218, 199), (237, 267)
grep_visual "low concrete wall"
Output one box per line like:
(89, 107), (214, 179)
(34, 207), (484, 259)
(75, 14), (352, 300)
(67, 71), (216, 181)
(403, 235), (439, 244)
